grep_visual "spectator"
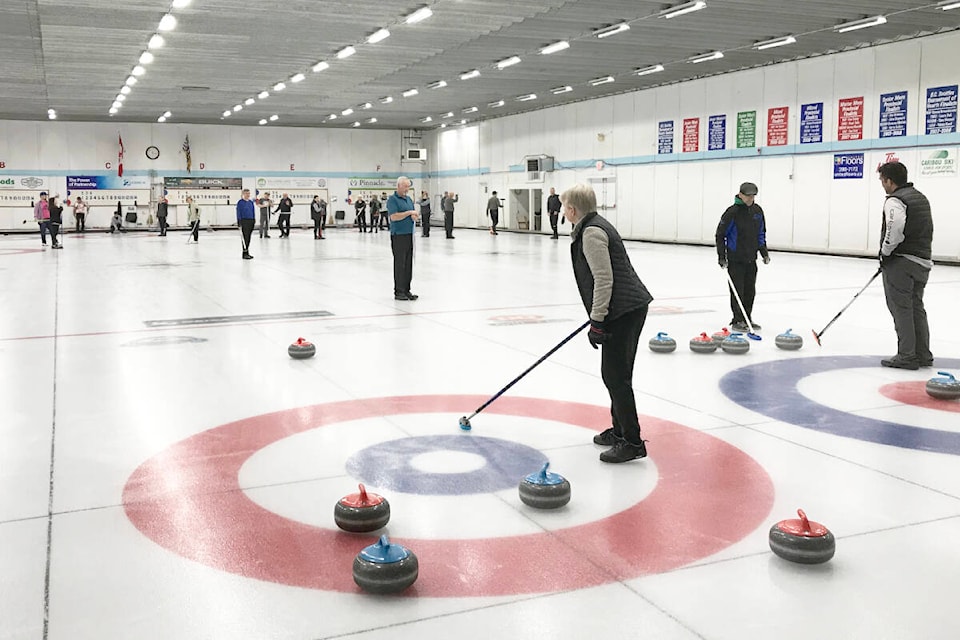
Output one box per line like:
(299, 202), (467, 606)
(72, 196), (88, 233)
(387, 176), (419, 300)
(236, 188), (256, 259)
(258, 192), (273, 238)
(441, 191), (458, 239)
(48, 195), (63, 249)
(33, 192), (50, 246)
(486, 191), (502, 235)
(274, 193), (293, 237)
(418, 191), (432, 237)
(311, 195), (325, 239)
(157, 198), (169, 236)
(354, 196), (368, 233)
(547, 187), (562, 239)
(186, 195), (200, 243)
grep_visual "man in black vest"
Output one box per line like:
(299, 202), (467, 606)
(274, 193), (294, 237)
(546, 187), (562, 239)
(563, 183), (654, 463)
(878, 161), (934, 370)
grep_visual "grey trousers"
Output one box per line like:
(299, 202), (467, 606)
(882, 256), (932, 362)
(259, 211), (271, 236)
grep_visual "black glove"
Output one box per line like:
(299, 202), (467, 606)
(719, 258), (727, 269)
(588, 320), (608, 349)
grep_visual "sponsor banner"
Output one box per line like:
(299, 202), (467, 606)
(657, 121), (674, 154)
(834, 153), (865, 179)
(256, 176), (328, 190)
(837, 97), (864, 141)
(347, 177), (399, 189)
(766, 107), (789, 146)
(925, 85), (958, 135)
(67, 189), (150, 205)
(164, 176), (243, 189)
(736, 111), (756, 148)
(879, 91), (908, 138)
(875, 151), (901, 172)
(682, 118), (700, 153)
(919, 148), (958, 177)
(0, 175), (48, 190)
(800, 102), (823, 144)
(708, 114), (726, 151)
(66, 175), (150, 190)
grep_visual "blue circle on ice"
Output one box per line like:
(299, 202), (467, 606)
(346, 435), (547, 495)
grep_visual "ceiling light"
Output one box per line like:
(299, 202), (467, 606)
(517, 94), (537, 101)
(125, 76), (137, 86)
(233, 104), (243, 112)
(488, 100), (505, 108)
(659, 1), (707, 19)
(47, 108), (55, 115)
(636, 63), (665, 76)
(172, 0), (191, 7)
(458, 119), (467, 125)
(590, 76), (615, 86)
(244, 98), (255, 106)
(367, 28), (390, 44)
(428, 80), (448, 89)
(594, 23), (630, 38)
(273, 82), (286, 91)
(258, 90), (269, 99)
(421, 116), (433, 123)
(463, 106), (478, 113)
(222, 110), (231, 117)
(270, 114), (278, 121)
(341, 108), (354, 116)
(139, 51), (154, 64)
(115, 94), (126, 102)
(148, 34), (164, 49)
(259, 119), (267, 125)
(688, 51), (724, 63)
(754, 35), (796, 50)
(405, 7), (433, 23)
(367, 118), (377, 124)
(361, 102), (372, 109)
(112, 101), (123, 109)
(440, 123), (447, 129)
(540, 40), (570, 55)
(551, 85), (572, 94)
(460, 69), (481, 80)
(157, 116), (166, 123)
(328, 114), (337, 120)
(402, 88), (419, 97)
(939, 0), (960, 9)
(132, 65), (146, 76)
(163, 111), (171, 117)
(158, 14), (177, 31)
(120, 86), (132, 95)
(835, 15), (887, 33)
(353, 121), (361, 127)
(497, 55), (521, 69)
(441, 111), (454, 118)
(48, 112), (56, 120)
(380, 96), (393, 104)
(290, 73), (305, 83)
(336, 45), (356, 59)
(312, 61), (329, 72)
(109, 107), (118, 114)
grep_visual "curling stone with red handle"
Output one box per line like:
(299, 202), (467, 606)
(712, 327), (731, 344)
(288, 337), (316, 359)
(769, 509), (835, 564)
(334, 484), (391, 532)
(689, 332), (719, 354)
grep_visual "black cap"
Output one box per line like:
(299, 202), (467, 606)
(739, 182), (758, 196)
(40, 191), (48, 196)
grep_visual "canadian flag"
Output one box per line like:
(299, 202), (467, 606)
(118, 134), (125, 177)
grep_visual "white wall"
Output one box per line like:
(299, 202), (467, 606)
(422, 31), (960, 262)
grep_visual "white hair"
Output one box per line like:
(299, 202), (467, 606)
(397, 176), (411, 189)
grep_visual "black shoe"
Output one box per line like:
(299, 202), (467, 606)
(600, 439), (648, 463)
(394, 293), (411, 300)
(881, 356), (919, 370)
(242, 253), (254, 260)
(405, 292), (419, 300)
(593, 428), (616, 446)
(730, 321), (749, 332)
(920, 359), (934, 368)
(748, 320), (762, 330)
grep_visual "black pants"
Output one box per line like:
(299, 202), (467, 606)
(391, 233), (414, 295)
(313, 217), (323, 238)
(370, 213), (380, 232)
(240, 218), (255, 255)
(601, 306), (648, 445)
(489, 210), (499, 231)
(49, 221), (61, 246)
(882, 256), (932, 362)
(549, 212), (560, 237)
(727, 260), (758, 324)
(189, 220), (200, 241)
(356, 212), (367, 232)
(444, 211), (454, 237)
(75, 213), (85, 232)
(158, 215), (167, 235)
(421, 212), (431, 236)
(278, 213), (291, 236)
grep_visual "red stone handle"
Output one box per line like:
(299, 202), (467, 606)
(797, 509), (810, 533)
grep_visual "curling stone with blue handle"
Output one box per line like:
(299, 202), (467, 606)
(519, 461), (571, 509)
(353, 535), (419, 594)
(926, 371), (960, 400)
(721, 332), (750, 354)
(648, 332), (677, 353)
(288, 337), (316, 359)
(334, 484), (391, 533)
(689, 332), (718, 354)
(775, 328), (804, 351)
(769, 509), (836, 564)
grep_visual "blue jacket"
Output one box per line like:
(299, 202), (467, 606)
(387, 192), (415, 235)
(716, 197), (768, 264)
(236, 197), (256, 222)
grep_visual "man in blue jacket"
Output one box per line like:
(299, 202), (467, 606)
(387, 177), (419, 300)
(236, 188), (256, 260)
(715, 182), (770, 331)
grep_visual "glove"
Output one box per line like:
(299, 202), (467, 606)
(588, 320), (608, 350)
(719, 259), (727, 269)
(762, 255), (771, 265)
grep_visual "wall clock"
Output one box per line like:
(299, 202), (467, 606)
(146, 145), (160, 160)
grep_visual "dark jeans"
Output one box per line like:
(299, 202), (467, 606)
(158, 215), (167, 235)
(75, 213), (85, 232)
(49, 222), (60, 246)
(240, 219), (255, 255)
(489, 210), (499, 231)
(422, 212), (431, 236)
(601, 306), (649, 445)
(278, 213), (291, 236)
(882, 256), (932, 362)
(549, 212), (560, 236)
(189, 220), (200, 241)
(444, 211), (454, 237)
(727, 260), (758, 324)
(370, 214), (380, 232)
(356, 212), (367, 232)
(391, 233), (414, 295)
(38, 221), (48, 244)
(313, 217), (323, 238)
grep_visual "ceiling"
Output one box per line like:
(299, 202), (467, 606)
(3, 0), (959, 130)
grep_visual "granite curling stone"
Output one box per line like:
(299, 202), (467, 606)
(519, 461), (571, 509)
(769, 509), (835, 564)
(288, 337), (316, 359)
(775, 328), (804, 351)
(721, 332), (750, 354)
(648, 332), (677, 353)
(712, 327), (731, 344)
(689, 332), (719, 354)
(926, 371), (960, 401)
(334, 484), (391, 533)
(353, 535), (419, 594)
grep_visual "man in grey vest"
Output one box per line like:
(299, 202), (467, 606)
(258, 192), (273, 238)
(486, 191), (501, 235)
(878, 161), (934, 370)
(441, 191), (458, 239)
(563, 183), (654, 463)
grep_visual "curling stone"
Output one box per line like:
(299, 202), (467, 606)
(775, 328), (803, 351)
(768, 509), (835, 564)
(648, 332), (677, 353)
(518, 461), (571, 509)
(353, 534), (419, 594)
(925, 371), (960, 401)
(288, 337), (316, 359)
(689, 332), (719, 354)
(334, 484), (390, 533)
(712, 327), (731, 344)
(721, 332), (750, 354)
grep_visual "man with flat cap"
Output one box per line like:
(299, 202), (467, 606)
(715, 181), (770, 332)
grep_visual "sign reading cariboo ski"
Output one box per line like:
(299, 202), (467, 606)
(164, 176), (242, 189)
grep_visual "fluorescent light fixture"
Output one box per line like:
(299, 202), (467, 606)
(590, 76), (615, 86)
(116, 94), (126, 102)
(269, 114), (278, 121)
(336, 45), (356, 59)
(421, 116), (433, 123)
(259, 119), (267, 125)
(157, 116), (166, 123)
(341, 108), (354, 116)
(540, 40), (570, 55)
(111, 101), (122, 109)
(258, 90), (269, 99)
(125, 76), (137, 86)
(636, 63), (665, 76)
(380, 96), (393, 104)
(405, 7), (433, 23)
(273, 82), (286, 91)
(516, 93), (537, 101)
(328, 114), (337, 120)
(594, 23), (630, 38)
(754, 35), (796, 50)
(109, 107), (118, 114)
(440, 123), (447, 128)
(48, 112), (56, 119)
(360, 102), (372, 109)
(290, 73), (305, 83)
(244, 98), (255, 106)
(497, 55), (522, 69)
(402, 88), (419, 97)
(353, 121), (361, 127)
(222, 110), (231, 117)
(367, 117), (377, 124)
(47, 108), (55, 115)
(233, 104), (243, 112)
(688, 51), (724, 63)
(441, 111), (454, 118)
(458, 119), (467, 125)
(120, 86), (131, 95)
(172, 0), (191, 7)
(460, 69), (481, 80)
(428, 80), (448, 89)
(660, 1), (707, 19)
(367, 28), (390, 44)
(158, 14), (177, 31)
(488, 100), (505, 108)
(939, 0), (960, 9)
(148, 34), (164, 49)
(551, 85), (572, 94)
(463, 106), (478, 113)
(312, 61), (329, 72)
(163, 111), (171, 117)
(132, 65), (146, 76)
(835, 15), (887, 33)
(139, 51), (154, 64)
